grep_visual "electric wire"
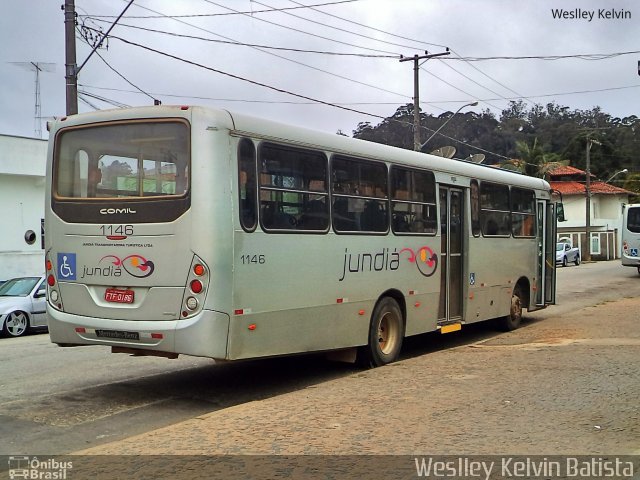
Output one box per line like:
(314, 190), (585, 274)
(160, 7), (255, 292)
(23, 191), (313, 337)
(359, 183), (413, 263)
(102, 32), (511, 160)
(79, 0), (361, 19)
(81, 23), (397, 58)
(118, 2), (411, 100)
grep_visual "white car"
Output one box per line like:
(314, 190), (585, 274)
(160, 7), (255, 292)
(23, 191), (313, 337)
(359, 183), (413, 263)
(556, 242), (580, 267)
(0, 276), (48, 337)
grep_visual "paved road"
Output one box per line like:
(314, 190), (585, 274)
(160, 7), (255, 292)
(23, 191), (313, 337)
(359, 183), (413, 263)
(1, 260), (639, 460)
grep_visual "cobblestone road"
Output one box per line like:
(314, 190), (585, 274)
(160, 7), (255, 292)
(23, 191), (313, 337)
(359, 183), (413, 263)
(78, 295), (640, 456)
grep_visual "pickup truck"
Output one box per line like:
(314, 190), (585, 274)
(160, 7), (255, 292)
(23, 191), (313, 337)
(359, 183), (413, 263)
(556, 242), (580, 266)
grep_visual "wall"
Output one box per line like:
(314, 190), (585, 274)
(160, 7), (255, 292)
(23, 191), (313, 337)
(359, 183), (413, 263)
(0, 134), (47, 280)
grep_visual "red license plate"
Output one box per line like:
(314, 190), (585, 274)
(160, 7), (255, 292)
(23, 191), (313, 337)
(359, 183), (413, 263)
(105, 288), (134, 304)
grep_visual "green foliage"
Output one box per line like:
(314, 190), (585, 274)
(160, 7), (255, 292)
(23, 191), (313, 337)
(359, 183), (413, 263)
(351, 101), (638, 180)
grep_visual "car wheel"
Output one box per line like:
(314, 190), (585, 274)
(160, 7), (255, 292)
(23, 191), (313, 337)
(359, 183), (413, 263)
(562, 256), (568, 267)
(574, 254), (580, 266)
(2, 311), (30, 337)
(357, 297), (404, 368)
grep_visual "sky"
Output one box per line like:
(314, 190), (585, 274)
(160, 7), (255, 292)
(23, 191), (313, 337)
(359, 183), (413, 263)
(1, 0), (639, 144)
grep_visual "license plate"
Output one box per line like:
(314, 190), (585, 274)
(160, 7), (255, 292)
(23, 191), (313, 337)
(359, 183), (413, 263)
(105, 288), (134, 304)
(95, 329), (140, 340)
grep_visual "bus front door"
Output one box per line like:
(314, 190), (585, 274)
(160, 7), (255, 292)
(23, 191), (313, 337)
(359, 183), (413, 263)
(438, 186), (464, 325)
(535, 200), (557, 307)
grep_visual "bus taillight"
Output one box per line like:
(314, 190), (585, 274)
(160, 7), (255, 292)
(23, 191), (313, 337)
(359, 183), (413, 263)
(193, 264), (205, 276)
(190, 279), (203, 294)
(47, 275), (55, 287)
(180, 256), (209, 318)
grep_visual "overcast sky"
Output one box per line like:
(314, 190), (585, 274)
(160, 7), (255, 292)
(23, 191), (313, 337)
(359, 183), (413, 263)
(1, 0), (639, 143)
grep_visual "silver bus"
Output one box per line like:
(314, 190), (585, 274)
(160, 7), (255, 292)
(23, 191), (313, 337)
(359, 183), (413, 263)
(45, 106), (558, 367)
(622, 203), (640, 274)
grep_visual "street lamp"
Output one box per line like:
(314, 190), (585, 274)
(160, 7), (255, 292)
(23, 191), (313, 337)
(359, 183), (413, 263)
(420, 101), (478, 150)
(605, 168), (628, 184)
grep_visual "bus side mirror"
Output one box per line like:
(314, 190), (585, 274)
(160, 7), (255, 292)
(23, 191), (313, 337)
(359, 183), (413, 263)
(556, 203), (566, 222)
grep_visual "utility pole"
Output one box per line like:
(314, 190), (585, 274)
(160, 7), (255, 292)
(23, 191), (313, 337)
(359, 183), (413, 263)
(63, 0), (135, 115)
(63, 0), (78, 115)
(584, 138), (601, 262)
(400, 49), (450, 151)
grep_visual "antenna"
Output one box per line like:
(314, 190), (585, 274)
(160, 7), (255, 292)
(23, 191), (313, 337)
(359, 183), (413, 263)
(430, 146), (456, 159)
(469, 154), (486, 164)
(9, 62), (56, 138)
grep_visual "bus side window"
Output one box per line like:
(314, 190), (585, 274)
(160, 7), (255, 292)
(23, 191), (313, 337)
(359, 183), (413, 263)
(331, 156), (389, 234)
(511, 187), (536, 238)
(470, 180), (481, 237)
(258, 142), (329, 232)
(480, 182), (511, 237)
(390, 166), (436, 236)
(238, 138), (257, 231)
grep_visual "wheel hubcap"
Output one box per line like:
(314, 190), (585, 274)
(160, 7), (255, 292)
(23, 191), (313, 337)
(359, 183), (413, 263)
(377, 313), (398, 355)
(6, 313), (27, 336)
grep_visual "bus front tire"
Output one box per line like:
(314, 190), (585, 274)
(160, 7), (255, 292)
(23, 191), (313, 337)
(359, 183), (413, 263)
(357, 297), (404, 368)
(497, 287), (523, 332)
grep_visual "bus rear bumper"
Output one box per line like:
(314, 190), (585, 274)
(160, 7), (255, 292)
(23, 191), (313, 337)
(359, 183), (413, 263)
(47, 307), (230, 359)
(621, 255), (640, 267)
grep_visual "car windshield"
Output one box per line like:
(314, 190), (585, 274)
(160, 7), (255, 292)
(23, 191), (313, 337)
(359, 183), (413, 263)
(556, 243), (564, 252)
(0, 277), (39, 296)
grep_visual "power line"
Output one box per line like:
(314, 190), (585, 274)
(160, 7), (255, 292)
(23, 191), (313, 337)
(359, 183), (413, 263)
(79, 0), (361, 19)
(118, 2), (411, 100)
(443, 50), (640, 61)
(93, 48), (159, 104)
(81, 23), (396, 58)
(202, 0), (399, 56)
(283, 0), (530, 108)
(104, 33), (510, 160)
(251, 0), (425, 52)
(286, 0), (448, 49)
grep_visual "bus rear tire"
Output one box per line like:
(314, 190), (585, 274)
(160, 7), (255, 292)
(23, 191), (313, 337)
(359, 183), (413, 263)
(497, 286), (523, 332)
(357, 297), (404, 368)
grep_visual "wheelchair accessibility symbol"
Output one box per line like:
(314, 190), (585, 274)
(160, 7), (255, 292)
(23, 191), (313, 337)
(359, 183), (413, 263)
(57, 253), (77, 280)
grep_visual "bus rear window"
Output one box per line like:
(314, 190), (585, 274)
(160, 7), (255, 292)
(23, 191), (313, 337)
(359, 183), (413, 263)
(627, 207), (640, 233)
(54, 120), (189, 199)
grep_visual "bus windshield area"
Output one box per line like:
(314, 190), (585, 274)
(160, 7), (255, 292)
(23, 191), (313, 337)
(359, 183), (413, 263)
(627, 207), (640, 233)
(54, 121), (190, 199)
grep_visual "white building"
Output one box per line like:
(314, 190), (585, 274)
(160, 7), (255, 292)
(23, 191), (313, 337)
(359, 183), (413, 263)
(550, 166), (632, 260)
(0, 134), (47, 280)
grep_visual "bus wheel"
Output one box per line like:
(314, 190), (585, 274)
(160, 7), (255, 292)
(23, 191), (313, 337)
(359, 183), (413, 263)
(357, 297), (404, 368)
(497, 287), (523, 332)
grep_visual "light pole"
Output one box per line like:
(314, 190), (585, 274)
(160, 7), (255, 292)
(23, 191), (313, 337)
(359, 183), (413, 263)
(584, 138), (601, 262)
(605, 168), (628, 184)
(420, 101), (478, 150)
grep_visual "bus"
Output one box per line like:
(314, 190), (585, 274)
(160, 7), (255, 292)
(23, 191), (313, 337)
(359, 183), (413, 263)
(45, 105), (558, 367)
(622, 203), (640, 274)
